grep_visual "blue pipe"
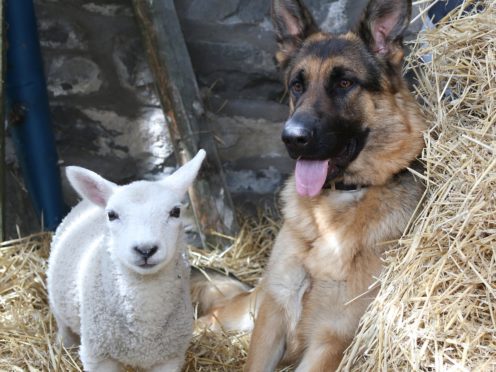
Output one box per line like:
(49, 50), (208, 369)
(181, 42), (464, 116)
(5, 0), (66, 230)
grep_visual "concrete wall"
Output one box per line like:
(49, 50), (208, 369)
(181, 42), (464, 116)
(5, 0), (369, 238)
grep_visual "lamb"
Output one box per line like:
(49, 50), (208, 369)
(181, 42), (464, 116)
(47, 150), (206, 372)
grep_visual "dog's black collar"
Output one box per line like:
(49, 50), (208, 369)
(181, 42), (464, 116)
(323, 181), (367, 192)
(323, 166), (414, 192)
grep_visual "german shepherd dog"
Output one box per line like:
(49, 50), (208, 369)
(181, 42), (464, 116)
(194, 0), (425, 370)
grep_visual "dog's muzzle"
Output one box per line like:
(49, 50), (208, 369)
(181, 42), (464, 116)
(281, 115), (339, 160)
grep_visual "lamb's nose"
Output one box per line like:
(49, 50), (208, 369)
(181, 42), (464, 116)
(133, 245), (158, 259)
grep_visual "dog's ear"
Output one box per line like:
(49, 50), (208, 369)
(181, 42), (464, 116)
(358, 0), (411, 64)
(271, 0), (319, 69)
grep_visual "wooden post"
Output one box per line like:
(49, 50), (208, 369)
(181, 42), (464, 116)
(132, 0), (238, 248)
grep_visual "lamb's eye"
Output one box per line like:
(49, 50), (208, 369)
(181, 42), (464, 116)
(107, 211), (119, 221)
(338, 79), (353, 89)
(169, 207), (180, 218)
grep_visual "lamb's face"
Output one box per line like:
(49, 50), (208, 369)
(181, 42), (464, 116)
(105, 182), (184, 275)
(65, 150), (206, 276)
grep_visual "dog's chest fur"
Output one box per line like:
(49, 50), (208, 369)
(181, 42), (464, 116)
(264, 173), (422, 359)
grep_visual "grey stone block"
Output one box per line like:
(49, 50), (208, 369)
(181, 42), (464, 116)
(186, 0), (241, 22)
(236, 0), (270, 23)
(35, 0), (133, 16)
(225, 167), (283, 194)
(51, 105), (173, 179)
(81, 2), (133, 16)
(318, 0), (351, 33)
(47, 56), (103, 97)
(112, 36), (160, 105)
(205, 96), (288, 122)
(38, 18), (88, 50)
(209, 114), (287, 162)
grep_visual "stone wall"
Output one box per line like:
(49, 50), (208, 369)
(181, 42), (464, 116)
(5, 0), (370, 237)
(6, 0), (174, 237)
(177, 0), (368, 210)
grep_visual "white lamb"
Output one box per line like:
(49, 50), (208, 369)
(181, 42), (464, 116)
(47, 150), (206, 372)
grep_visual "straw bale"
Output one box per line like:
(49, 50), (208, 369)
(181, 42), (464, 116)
(0, 233), (82, 371)
(340, 1), (496, 370)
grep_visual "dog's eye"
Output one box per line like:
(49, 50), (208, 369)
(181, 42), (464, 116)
(338, 79), (353, 89)
(107, 211), (119, 221)
(169, 207), (180, 218)
(291, 82), (304, 95)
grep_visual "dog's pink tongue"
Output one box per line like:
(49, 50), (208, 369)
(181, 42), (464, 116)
(295, 159), (328, 197)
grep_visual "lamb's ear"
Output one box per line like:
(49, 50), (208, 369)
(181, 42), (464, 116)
(163, 149), (206, 196)
(358, 0), (411, 64)
(66, 166), (117, 208)
(272, 0), (319, 70)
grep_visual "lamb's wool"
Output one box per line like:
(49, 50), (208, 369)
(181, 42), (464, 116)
(47, 201), (193, 369)
(47, 150), (205, 370)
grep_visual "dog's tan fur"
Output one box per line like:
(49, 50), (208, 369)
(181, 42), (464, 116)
(193, 0), (426, 370)
(245, 171), (423, 371)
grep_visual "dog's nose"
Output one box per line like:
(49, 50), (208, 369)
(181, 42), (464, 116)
(133, 245), (158, 259)
(282, 119), (313, 154)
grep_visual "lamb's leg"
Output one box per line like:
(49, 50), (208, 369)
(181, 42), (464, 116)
(81, 358), (120, 372)
(80, 344), (120, 372)
(148, 357), (182, 372)
(54, 316), (79, 348)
